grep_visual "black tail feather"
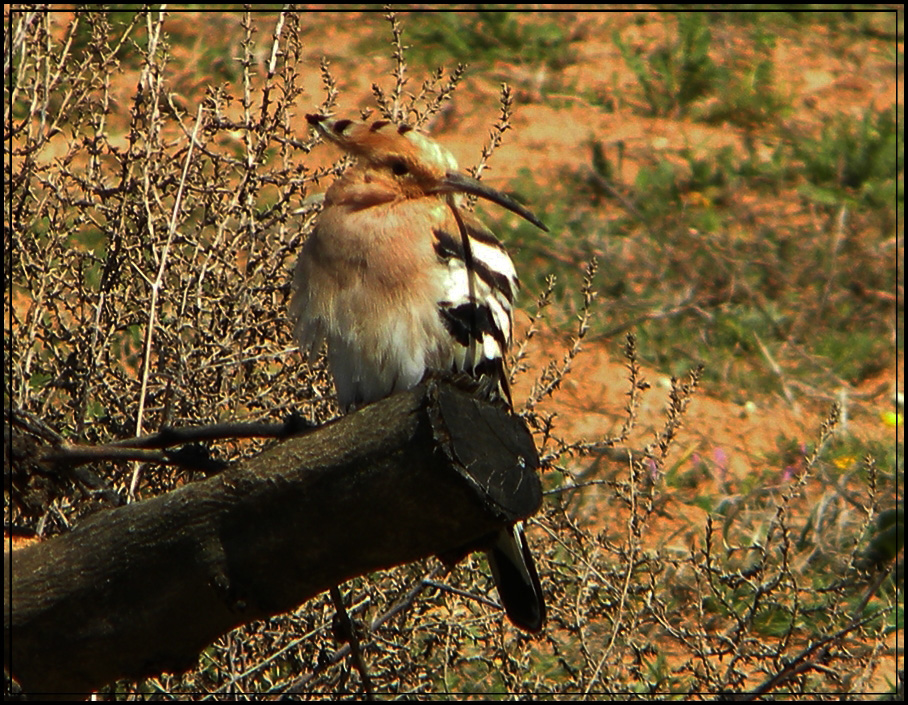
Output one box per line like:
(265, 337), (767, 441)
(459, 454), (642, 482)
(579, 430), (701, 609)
(486, 523), (546, 632)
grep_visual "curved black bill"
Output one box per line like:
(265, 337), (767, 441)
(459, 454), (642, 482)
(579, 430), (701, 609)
(439, 172), (548, 232)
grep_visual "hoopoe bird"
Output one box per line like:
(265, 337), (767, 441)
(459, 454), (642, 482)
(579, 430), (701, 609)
(290, 113), (547, 632)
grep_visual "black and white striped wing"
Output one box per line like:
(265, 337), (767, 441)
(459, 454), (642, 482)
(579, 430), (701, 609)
(433, 212), (518, 406)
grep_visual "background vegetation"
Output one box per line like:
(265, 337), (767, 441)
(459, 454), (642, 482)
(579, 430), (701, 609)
(5, 7), (902, 698)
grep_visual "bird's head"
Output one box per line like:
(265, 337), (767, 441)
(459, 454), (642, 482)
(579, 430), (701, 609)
(306, 114), (548, 231)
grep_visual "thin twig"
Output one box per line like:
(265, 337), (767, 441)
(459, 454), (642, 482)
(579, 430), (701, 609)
(471, 83), (514, 183)
(509, 274), (556, 387)
(129, 104), (205, 498)
(730, 605), (894, 701)
(754, 330), (796, 407)
(329, 586), (375, 700)
(422, 579), (501, 610)
(524, 258), (598, 411)
(584, 450), (637, 695)
(282, 565), (446, 694)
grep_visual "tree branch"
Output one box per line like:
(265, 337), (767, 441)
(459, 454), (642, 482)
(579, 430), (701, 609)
(4, 380), (542, 697)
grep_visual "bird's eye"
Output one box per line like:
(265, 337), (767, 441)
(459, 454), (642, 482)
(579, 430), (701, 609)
(390, 159), (409, 176)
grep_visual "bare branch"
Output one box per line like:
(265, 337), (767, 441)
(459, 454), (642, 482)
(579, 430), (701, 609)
(5, 381), (542, 697)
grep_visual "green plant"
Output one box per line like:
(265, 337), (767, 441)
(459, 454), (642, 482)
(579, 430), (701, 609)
(393, 10), (577, 71)
(792, 107), (902, 211)
(614, 11), (720, 117)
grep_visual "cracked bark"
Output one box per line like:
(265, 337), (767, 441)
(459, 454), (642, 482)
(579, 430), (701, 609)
(4, 380), (541, 698)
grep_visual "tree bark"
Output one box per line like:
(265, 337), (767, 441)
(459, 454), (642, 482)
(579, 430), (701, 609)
(4, 380), (542, 697)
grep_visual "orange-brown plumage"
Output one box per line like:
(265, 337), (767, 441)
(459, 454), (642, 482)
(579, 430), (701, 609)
(290, 114), (547, 632)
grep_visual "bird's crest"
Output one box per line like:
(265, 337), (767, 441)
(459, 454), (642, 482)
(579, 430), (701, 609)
(306, 113), (458, 180)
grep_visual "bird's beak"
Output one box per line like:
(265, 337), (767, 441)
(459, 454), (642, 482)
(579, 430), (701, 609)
(438, 172), (548, 232)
